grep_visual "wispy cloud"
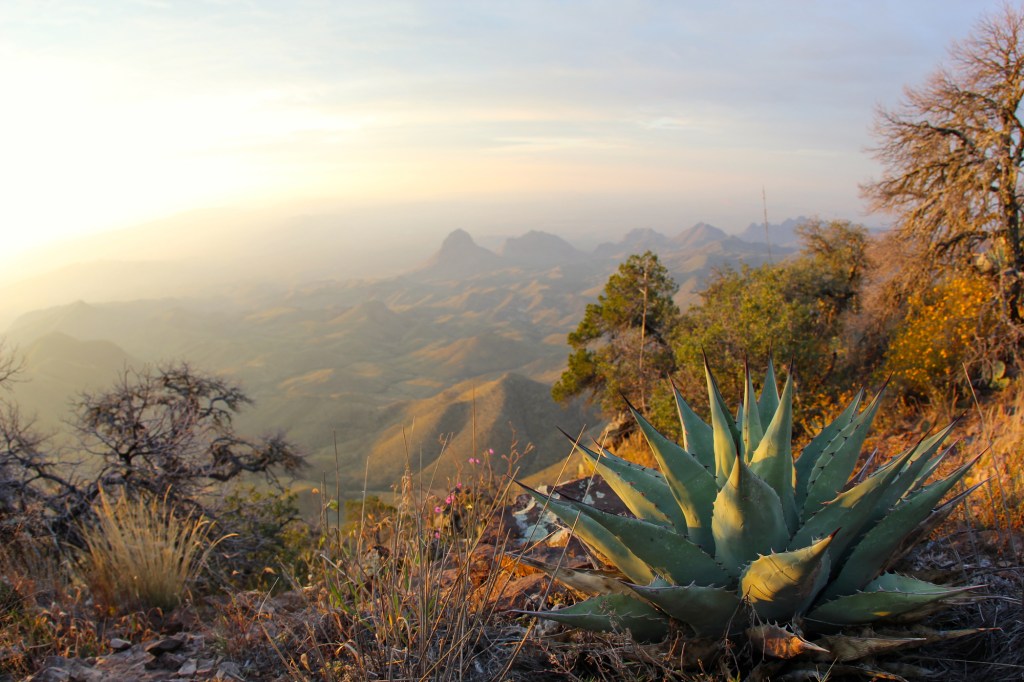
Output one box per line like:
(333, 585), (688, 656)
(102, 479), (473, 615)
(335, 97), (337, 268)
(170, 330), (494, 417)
(0, 0), (1009, 258)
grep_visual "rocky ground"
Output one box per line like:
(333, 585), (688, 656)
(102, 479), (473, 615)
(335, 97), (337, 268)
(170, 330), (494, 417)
(17, 477), (1024, 681)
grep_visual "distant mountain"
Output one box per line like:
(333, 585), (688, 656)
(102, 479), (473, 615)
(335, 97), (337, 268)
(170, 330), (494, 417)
(415, 229), (502, 279)
(363, 372), (593, 487)
(12, 332), (136, 431)
(739, 216), (809, 249)
(672, 222), (729, 249)
(592, 228), (671, 259)
(2, 217), (820, 496)
(500, 230), (585, 267)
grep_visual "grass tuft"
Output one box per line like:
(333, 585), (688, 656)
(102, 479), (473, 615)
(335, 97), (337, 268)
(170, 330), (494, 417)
(77, 487), (226, 613)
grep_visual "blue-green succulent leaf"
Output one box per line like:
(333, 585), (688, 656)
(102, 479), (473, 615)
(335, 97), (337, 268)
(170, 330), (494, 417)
(824, 456), (981, 599)
(750, 373), (798, 532)
(571, 501), (730, 587)
(757, 357), (780, 429)
(740, 532), (834, 622)
(704, 356), (740, 486)
(523, 593), (670, 641)
(807, 574), (981, 627)
(874, 422), (959, 518)
(802, 386), (885, 519)
(788, 444), (911, 559)
(673, 383), (715, 471)
(517, 483), (655, 585)
(568, 434), (688, 532)
(794, 390), (863, 506)
(712, 454), (788, 576)
(741, 363), (764, 462)
(627, 402), (717, 551)
(627, 582), (743, 637)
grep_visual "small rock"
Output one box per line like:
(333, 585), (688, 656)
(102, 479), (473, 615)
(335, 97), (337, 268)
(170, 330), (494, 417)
(40, 657), (71, 671)
(196, 659), (217, 675)
(177, 658), (198, 676)
(30, 668), (70, 682)
(145, 652), (186, 671)
(108, 638), (131, 652)
(214, 661), (243, 680)
(144, 636), (184, 655)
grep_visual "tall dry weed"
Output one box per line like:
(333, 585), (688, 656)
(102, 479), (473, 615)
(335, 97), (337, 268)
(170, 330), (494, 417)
(276, 441), (529, 680)
(77, 488), (226, 613)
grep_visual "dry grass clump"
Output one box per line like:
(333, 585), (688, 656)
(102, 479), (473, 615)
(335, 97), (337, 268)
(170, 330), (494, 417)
(77, 487), (226, 613)
(238, 445), (533, 680)
(962, 380), (1024, 532)
(0, 523), (104, 677)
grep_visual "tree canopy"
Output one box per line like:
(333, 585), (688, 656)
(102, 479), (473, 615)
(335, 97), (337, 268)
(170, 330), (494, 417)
(672, 220), (870, 416)
(552, 251), (681, 416)
(864, 5), (1024, 344)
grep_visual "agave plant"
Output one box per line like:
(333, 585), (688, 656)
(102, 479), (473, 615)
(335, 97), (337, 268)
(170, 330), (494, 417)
(518, 359), (982, 653)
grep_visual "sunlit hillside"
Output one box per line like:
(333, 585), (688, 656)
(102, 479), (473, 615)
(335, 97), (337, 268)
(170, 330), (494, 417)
(3, 222), (793, 491)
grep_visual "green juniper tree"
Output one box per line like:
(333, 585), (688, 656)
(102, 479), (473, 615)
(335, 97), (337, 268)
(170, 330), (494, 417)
(672, 220), (869, 426)
(553, 251), (681, 420)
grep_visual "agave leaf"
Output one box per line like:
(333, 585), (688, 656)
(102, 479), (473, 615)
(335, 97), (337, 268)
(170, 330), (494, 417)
(911, 443), (959, 491)
(570, 500), (731, 587)
(741, 362), (764, 461)
(740, 532), (833, 621)
(816, 633), (926, 663)
(628, 582), (743, 637)
(873, 422), (959, 518)
(513, 555), (636, 597)
(517, 483), (655, 585)
(704, 355), (740, 486)
(794, 390), (863, 506)
(802, 386), (885, 519)
(788, 444), (912, 559)
(712, 454), (788, 576)
(672, 383), (715, 471)
(757, 357), (780, 429)
(883, 482), (986, 573)
(565, 432), (688, 532)
(823, 456), (980, 599)
(749, 373), (798, 532)
(818, 627), (990, 663)
(806, 573), (981, 627)
(627, 402), (717, 551)
(521, 593), (670, 642)
(747, 623), (830, 659)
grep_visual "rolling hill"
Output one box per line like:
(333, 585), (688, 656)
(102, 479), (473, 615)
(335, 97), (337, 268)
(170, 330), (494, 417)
(3, 221), (795, 492)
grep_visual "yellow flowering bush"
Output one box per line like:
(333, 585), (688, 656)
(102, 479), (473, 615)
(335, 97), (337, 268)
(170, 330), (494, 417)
(885, 274), (995, 397)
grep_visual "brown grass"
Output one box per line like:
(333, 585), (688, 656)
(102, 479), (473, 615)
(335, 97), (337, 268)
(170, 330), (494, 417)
(77, 488), (226, 613)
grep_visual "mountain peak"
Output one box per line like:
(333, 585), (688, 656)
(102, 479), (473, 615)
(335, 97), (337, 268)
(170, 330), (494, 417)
(500, 230), (583, 267)
(417, 229), (501, 279)
(440, 228), (477, 251)
(672, 222), (728, 249)
(739, 216), (808, 249)
(592, 227), (670, 259)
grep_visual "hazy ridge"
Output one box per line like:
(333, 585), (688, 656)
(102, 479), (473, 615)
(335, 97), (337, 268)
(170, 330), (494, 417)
(2, 218), (802, 490)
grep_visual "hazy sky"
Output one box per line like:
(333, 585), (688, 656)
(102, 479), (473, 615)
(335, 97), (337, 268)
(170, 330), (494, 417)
(0, 1), (1009, 260)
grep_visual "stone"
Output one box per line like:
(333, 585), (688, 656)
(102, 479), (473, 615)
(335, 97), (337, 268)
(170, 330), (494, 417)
(214, 661), (243, 680)
(177, 658), (198, 676)
(108, 638), (132, 652)
(144, 636), (185, 655)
